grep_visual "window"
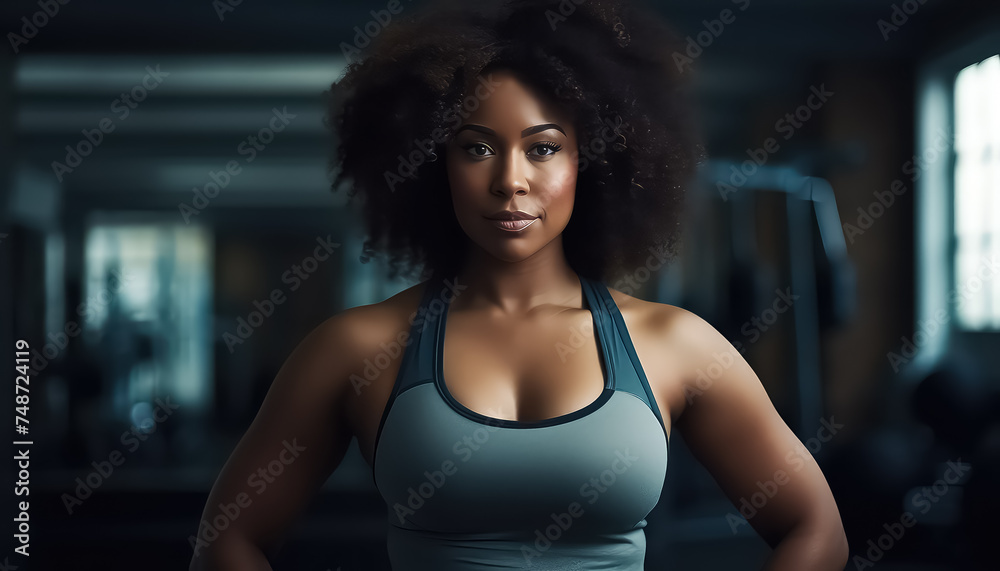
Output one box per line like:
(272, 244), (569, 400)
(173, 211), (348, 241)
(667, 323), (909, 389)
(953, 54), (1000, 330)
(915, 30), (1000, 376)
(83, 220), (214, 417)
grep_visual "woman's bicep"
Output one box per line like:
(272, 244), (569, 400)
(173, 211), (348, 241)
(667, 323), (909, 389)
(670, 310), (842, 548)
(191, 314), (357, 564)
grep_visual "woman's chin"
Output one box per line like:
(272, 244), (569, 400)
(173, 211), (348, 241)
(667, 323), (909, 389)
(472, 244), (540, 265)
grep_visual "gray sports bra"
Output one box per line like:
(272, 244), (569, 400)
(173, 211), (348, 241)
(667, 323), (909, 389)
(372, 272), (669, 570)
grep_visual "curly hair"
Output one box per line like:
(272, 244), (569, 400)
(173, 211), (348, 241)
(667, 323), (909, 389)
(325, 0), (704, 284)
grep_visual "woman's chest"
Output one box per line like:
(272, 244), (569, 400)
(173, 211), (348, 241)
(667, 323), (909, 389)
(374, 384), (668, 534)
(351, 300), (685, 470)
(441, 306), (611, 423)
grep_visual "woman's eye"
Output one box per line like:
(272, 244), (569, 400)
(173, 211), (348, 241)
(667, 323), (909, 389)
(530, 142), (563, 157)
(460, 142), (562, 158)
(463, 143), (493, 157)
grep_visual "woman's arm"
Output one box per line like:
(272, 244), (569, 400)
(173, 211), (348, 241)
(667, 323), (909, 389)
(667, 308), (849, 570)
(189, 311), (364, 570)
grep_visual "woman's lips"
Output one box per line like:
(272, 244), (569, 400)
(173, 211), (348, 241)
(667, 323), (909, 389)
(491, 218), (538, 231)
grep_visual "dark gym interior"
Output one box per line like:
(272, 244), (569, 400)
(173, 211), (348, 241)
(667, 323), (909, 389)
(2, 0), (999, 569)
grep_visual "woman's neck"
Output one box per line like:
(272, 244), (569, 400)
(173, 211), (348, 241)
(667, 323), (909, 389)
(451, 237), (581, 316)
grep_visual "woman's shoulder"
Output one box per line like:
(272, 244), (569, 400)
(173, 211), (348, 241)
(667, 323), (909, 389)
(314, 280), (430, 350)
(605, 285), (726, 362)
(605, 285), (696, 334)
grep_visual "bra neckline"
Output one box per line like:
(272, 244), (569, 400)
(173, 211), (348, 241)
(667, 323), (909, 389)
(433, 273), (616, 429)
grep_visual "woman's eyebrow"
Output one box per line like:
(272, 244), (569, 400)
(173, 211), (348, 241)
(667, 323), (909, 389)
(521, 123), (566, 137)
(455, 123), (567, 137)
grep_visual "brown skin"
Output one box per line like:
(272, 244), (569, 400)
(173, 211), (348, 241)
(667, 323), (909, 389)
(190, 70), (849, 570)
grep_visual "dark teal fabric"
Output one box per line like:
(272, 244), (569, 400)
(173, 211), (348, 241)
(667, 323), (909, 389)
(372, 272), (669, 570)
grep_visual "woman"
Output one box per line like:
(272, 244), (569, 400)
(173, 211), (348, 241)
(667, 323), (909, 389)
(190, 0), (849, 569)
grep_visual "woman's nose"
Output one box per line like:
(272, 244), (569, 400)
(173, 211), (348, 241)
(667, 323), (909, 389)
(492, 151), (529, 197)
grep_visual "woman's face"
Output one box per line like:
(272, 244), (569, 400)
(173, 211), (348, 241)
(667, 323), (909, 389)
(446, 69), (579, 266)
